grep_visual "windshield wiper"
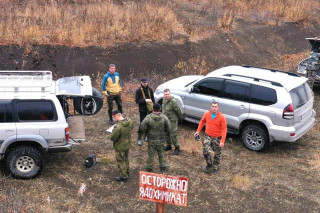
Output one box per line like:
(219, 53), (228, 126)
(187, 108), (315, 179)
(297, 101), (307, 108)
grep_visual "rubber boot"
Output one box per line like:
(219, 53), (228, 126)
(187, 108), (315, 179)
(137, 132), (143, 146)
(160, 166), (169, 173)
(164, 145), (172, 151)
(173, 146), (180, 155)
(204, 164), (212, 173)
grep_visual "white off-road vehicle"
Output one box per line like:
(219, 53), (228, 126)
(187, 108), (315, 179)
(0, 71), (103, 179)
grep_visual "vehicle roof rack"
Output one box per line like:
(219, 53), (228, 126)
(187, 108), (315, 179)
(223, 73), (284, 87)
(242, 65), (300, 77)
(0, 71), (52, 93)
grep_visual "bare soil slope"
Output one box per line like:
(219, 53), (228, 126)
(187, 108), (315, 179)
(1, 20), (319, 80)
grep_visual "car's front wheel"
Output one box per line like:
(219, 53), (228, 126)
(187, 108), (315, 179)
(241, 124), (268, 151)
(6, 146), (44, 179)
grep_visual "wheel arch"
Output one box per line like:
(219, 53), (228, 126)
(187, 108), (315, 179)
(1, 135), (48, 155)
(239, 119), (270, 142)
(5, 141), (45, 154)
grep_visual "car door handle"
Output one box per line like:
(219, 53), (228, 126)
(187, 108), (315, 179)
(240, 105), (245, 109)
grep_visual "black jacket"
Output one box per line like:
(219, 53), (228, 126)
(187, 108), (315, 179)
(135, 85), (155, 113)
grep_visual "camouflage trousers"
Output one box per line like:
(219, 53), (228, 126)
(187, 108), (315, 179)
(202, 134), (221, 169)
(145, 142), (167, 170)
(165, 121), (180, 147)
(107, 94), (122, 120)
(137, 111), (149, 140)
(115, 150), (129, 179)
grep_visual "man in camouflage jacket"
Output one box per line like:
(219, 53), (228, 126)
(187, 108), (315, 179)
(162, 89), (183, 155)
(110, 110), (133, 182)
(140, 103), (171, 173)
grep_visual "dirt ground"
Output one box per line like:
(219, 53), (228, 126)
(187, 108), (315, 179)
(1, 81), (320, 213)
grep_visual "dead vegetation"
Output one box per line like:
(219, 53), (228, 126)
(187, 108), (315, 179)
(0, 0), (318, 47)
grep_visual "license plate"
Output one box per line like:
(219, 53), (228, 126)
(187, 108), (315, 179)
(301, 110), (311, 120)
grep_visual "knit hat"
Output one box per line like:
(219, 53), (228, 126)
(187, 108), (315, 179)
(112, 110), (121, 116)
(153, 103), (161, 111)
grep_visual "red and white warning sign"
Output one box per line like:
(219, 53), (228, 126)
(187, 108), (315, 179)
(139, 171), (189, 207)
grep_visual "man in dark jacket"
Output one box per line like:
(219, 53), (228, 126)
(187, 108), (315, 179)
(135, 78), (155, 146)
(110, 110), (133, 182)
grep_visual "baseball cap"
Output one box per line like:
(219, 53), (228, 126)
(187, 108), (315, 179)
(112, 110), (121, 116)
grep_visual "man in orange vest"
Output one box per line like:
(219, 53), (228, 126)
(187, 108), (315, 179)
(194, 100), (227, 173)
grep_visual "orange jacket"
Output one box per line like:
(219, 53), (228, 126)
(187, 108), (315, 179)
(197, 111), (227, 143)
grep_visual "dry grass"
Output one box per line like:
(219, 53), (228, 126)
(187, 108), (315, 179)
(222, 0), (318, 24)
(273, 51), (310, 72)
(0, 0), (318, 47)
(217, 9), (235, 32)
(232, 174), (253, 191)
(309, 150), (320, 173)
(0, 0), (185, 47)
(0, 176), (53, 212)
(173, 56), (211, 77)
(97, 153), (116, 164)
(179, 128), (202, 155)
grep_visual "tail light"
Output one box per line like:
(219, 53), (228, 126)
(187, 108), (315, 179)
(283, 104), (294, 120)
(65, 127), (70, 142)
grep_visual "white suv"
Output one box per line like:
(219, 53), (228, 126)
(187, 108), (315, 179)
(0, 71), (101, 179)
(154, 66), (315, 151)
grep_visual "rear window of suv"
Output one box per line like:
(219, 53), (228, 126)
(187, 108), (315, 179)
(16, 100), (57, 121)
(290, 82), (313, 109)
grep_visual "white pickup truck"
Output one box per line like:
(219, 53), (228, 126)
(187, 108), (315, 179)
(0, 71), (103, 179)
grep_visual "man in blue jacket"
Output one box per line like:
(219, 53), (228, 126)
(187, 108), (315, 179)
(101, 64), (123, 124)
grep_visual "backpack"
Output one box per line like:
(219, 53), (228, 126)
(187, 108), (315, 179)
(85, 154), (97, 168)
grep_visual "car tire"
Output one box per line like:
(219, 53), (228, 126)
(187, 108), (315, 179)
(6, 146), (44, 179)
(74, 87), (103, 115)
(241, 124), (268, 151)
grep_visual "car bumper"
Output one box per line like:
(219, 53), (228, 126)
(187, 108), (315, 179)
(269, 110), (316, 142)
(47, 143), (73, 153)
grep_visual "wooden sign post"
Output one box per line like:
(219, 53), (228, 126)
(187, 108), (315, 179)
(139, 171), (189, 213)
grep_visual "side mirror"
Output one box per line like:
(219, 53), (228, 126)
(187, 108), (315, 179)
(188, 87), (193, 94)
